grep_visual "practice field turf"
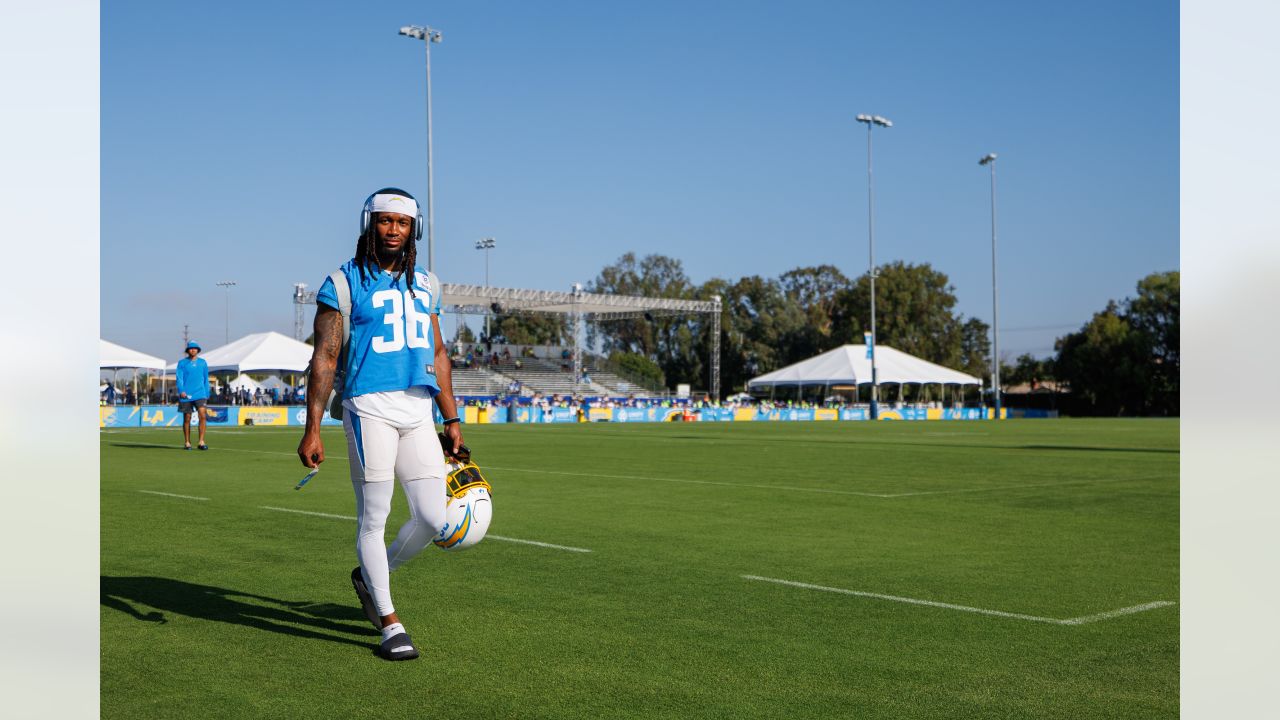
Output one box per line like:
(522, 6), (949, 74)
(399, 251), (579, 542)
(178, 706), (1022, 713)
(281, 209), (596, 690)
(101, 419), (1178, 719)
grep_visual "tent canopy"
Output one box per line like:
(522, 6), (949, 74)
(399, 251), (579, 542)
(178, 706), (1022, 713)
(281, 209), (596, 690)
(228, 374), (262, 392)
(746, 345), (982, 390)
(167, 331), (314, 374)
(101, 339), (166, 371)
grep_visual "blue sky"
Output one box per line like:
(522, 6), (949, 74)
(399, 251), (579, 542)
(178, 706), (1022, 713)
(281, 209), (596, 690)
(101, 0), (1178, 363)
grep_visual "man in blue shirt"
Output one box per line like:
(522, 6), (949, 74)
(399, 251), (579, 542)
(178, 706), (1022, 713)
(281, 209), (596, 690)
(176, 341), (210, 450)
(297, 187), (465, 662)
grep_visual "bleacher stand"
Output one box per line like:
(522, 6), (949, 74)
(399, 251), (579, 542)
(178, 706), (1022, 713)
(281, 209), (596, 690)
(490, 356), (613, 396)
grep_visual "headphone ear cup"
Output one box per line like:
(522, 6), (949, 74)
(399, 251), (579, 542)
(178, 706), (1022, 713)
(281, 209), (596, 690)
(360, 192), (376, 236)
(417, 212), (425, 241)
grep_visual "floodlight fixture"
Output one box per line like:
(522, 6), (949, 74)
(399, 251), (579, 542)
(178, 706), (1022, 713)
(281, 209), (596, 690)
(979, 153), (997, 166)
(399, 25), (441, 42)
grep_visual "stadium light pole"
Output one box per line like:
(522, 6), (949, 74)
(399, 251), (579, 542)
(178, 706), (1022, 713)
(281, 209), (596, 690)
(476, 237), (496, 339)
(856, 113), (891, 420)
(979, 152), (1002, 419)
(215, 280), (237, 345)
(398, 24), (442, 272)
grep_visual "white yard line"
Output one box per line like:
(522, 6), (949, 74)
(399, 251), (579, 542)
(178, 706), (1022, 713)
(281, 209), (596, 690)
(137, 490), (210, 501)
(487, 535), (592, 553)
(107, 443), (1165, 500)
(742, 575), (1175, 626)
(259, 507), (590, 553)
(1061, 601), (1178, 625)
(261, 506), (356, 521)
(876, 475), (1169, 498)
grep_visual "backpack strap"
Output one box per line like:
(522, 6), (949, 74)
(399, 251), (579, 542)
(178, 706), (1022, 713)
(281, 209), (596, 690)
(328, 269), (352, 360)
(326, 269), (353, 420)
(425, 270), (442, 311)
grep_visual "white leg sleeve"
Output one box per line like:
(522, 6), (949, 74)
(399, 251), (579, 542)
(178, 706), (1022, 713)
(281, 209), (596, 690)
(387, 422), (448, 572)
(346, 413), (399, 616)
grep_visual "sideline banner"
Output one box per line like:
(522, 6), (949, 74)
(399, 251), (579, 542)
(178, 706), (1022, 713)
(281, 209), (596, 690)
(613, 408), (649, 423)
(286, 406), (342, 427)
(136, 405), (238, 427)
(943, 408), (988, 420)
(511, 406), (541, 424)
(105, 404), (1023, 427)
(100, 406), (141, 428)
(755, 408), (816, 422)
(546, 408), (576, 423)
(238, 407), (288, 426)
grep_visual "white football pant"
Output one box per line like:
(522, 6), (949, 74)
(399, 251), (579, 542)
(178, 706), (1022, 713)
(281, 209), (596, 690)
(344, 413), (447, 617)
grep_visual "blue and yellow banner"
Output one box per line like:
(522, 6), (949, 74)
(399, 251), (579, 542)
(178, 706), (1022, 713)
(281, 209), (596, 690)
(102, 403), (1031, 429)
(238, 407), (288, 426)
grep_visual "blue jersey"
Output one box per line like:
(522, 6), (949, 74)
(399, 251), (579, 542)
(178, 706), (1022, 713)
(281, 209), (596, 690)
(317, 259), (443, 399)
(176, 357), (209, 400)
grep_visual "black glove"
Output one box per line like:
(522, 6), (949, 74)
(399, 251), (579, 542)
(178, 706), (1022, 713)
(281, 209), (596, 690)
(438, 432), (471, 464)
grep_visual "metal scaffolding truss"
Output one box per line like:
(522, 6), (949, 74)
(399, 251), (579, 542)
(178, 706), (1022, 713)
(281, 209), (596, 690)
(293, 281), (723, 398)
(440, 283), (717, 315)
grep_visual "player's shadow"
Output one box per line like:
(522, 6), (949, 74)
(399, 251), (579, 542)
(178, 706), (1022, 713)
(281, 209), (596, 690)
(101, 576), (376, 649)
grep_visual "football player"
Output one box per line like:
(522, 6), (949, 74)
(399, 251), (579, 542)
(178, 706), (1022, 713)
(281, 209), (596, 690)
(297, 187), (465, 661)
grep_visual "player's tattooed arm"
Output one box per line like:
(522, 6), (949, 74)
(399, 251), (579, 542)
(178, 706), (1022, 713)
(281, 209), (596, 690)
(298, 304), (341, 467)
(431, 313), (465, 454)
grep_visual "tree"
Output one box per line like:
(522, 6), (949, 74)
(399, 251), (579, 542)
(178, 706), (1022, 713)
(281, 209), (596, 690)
(487, 313), (568, 346)
(707, 274), (811, 394)
(957, 317), (992, 381)
(586, 253), (700, 387)
(1053, 271), (1179, 416)
(774, 265), (854, 366)
(607, 351), (665, 390)
(1004, 353), (1054, 389)
(1054, 301), (1151, 415)
(831, 261), (984, 372)
(453, 323), (477, 344)
(1127, 271), (1179, 414)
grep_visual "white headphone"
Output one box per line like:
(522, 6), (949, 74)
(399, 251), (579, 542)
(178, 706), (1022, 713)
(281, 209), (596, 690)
(360, 187), (424, 241)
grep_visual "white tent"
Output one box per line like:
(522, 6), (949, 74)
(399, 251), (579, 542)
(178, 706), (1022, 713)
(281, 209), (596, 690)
(101, 339), (168, 402)
(258, 375), (287, 391)
(228, 374), (262, 392)
(100, 339), (166, 371)
(167, 331), (313, 374)
(746, 345), (981, 390)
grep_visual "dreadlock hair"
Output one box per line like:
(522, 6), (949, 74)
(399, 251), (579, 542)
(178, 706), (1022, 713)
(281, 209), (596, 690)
(354, 213), (418, 299)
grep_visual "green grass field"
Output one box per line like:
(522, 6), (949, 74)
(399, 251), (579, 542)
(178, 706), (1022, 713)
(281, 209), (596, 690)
(101, 418), (1178, 719)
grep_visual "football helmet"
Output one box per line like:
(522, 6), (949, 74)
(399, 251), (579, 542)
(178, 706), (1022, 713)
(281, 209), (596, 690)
(433, 461), (493, 551)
